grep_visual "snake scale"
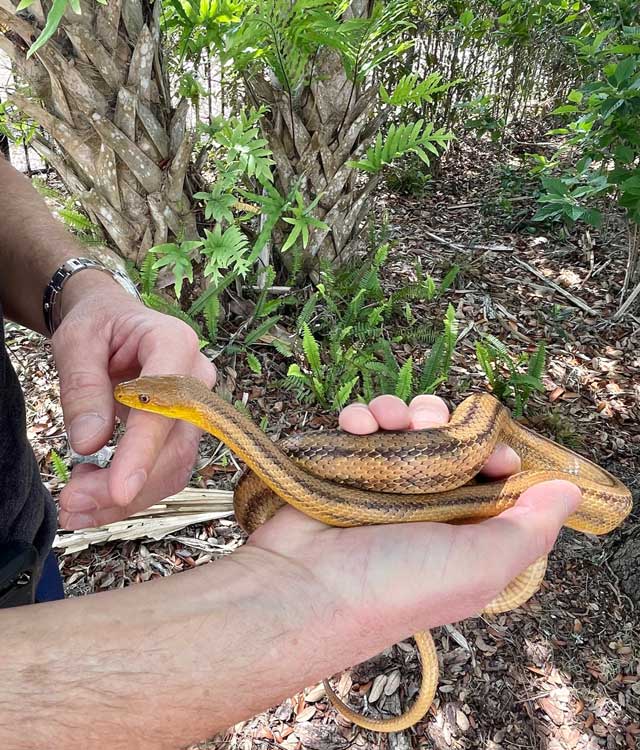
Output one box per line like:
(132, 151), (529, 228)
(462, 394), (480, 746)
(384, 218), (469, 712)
(114, 375), (632, 733)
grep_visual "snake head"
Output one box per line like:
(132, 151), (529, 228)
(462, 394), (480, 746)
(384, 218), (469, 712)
(114, 375), (212, 421)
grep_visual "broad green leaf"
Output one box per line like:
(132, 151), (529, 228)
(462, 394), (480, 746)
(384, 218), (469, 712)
(27, 0), (68, 57)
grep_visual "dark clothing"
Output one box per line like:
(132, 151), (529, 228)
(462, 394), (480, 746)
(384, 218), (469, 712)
(0, 305), (57, 563)
(36, 550), (65, 602)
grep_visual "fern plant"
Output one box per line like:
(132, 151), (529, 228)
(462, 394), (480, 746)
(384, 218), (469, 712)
(285, 247), (460, 410)
(475, 335), (546, 417)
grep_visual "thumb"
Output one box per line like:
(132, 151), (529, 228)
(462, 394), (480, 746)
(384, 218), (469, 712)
(53, 320), (115, 455)
(462, 479), (582, 607)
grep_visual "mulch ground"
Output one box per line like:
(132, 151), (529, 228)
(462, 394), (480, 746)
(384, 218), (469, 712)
(5, 132), (639, 750)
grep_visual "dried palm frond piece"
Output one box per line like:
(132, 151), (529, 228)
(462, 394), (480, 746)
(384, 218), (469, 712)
(53, 488), (235, 554)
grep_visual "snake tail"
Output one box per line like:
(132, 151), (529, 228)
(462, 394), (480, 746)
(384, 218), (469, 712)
(322, 630), (438, 733)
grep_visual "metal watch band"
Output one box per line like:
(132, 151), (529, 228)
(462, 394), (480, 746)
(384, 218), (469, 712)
(43, 257), (141, 336)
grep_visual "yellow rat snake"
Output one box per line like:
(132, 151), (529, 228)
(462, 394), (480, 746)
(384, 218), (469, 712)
(114, 375), (632, 733)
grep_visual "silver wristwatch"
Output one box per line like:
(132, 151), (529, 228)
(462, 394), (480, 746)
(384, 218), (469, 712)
(43, 257), (141, 336)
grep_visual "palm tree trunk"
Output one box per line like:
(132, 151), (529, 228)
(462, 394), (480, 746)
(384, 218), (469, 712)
(0, 0), (197, 264)
(247, 7), (386, 274)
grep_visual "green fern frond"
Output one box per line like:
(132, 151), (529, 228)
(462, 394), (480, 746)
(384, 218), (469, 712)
(140, 252), (160, 295)
(402, 322), (437, 345)
(244, 315), (281, 346)
(440, 265), (460, 293)
(301, 322), (323, 377)
(527, 342), (547, 380)
(246, 352), (262, 374)
(395, 358), (413, 401)
(442, 303), (459, 376)
(350, 120), (453, 173)
(475, 342), (497, 388)
(379, 72), (458, 107)
(50, 449), (69, 483)
(271, 337), (294, 358)
(58, 207), (100, 235)
(481, 333), (510, 360)
(333, 376), (359, 411)
(419, 335), (445, 393)
(32, 179), (64, 200)
(298, 293), (319, 327)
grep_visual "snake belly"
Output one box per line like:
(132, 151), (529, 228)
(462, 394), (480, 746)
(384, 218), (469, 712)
(113, 376), (632, 733)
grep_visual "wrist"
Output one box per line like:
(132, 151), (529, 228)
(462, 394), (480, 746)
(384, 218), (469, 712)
(59, 268), (137, 321)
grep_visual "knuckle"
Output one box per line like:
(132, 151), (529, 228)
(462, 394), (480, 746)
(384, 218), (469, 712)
(165, 317), (199, 348)
(59, 370), (105, 402)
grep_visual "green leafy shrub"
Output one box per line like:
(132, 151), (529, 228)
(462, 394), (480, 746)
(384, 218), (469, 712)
(284, 245), (460, 410)
(534, 10), (640, 237)
(475, 335), (546, 416)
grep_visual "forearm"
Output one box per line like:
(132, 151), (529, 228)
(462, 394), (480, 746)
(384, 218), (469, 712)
(0, 156), (89, 334)
(0, 546), (375, 750)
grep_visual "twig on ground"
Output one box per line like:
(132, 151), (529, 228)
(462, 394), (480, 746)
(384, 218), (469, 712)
(614, 277), (640, 320)
(512, 257), (597, 315)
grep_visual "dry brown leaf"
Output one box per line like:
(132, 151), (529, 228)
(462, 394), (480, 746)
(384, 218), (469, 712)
(538, 696), (565, 725)
(304, 684), (326, 703)
(456, 709), (470, 732)
(295, 706), (317, 723)
(368, 674), (388, 704)
(384, 669), (402, 697)
(337, 672), (352, 698)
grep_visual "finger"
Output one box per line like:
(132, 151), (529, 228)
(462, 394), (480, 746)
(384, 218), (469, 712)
(480, 442), (521, 478)
(408, 395), (450, 429)
(338, 403), (379, 434)
(368, 395), (412, 430)
(53, 321), (115, 455)
(59, 419), (202, 527)
(107, 329), (208, 506)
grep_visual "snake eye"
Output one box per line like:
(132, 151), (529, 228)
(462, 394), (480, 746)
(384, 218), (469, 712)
(139, 393), (151, 404)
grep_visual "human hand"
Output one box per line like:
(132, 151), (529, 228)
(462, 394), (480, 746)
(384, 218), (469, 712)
(53, 273), (216, 530)
(242, 394), (581, 642)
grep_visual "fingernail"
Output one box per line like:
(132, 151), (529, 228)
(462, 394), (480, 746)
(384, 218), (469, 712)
(64, 494), (98, 512)
(125, 469), (147, 503)
(410, 407), (446, 429)
(69, 413), (106, 446)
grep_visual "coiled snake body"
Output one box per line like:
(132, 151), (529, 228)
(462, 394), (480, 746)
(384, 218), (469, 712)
(114, 376), (632, 733)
